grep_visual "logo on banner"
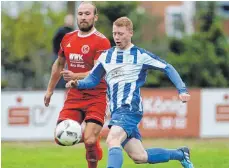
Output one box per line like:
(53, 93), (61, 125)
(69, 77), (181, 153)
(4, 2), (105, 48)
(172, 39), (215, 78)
(8, 97), (55, 126)
(216, 94), (229, 122)
(142, 96), (188, 130)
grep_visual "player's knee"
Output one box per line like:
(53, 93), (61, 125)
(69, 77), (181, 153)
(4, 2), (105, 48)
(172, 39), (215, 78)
(128, 151), (148, 164)
(84, 136), (97, 146)
(106, 137), (121, 148)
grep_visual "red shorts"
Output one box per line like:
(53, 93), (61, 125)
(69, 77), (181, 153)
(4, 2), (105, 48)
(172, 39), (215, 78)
(58, 89), (107, 125)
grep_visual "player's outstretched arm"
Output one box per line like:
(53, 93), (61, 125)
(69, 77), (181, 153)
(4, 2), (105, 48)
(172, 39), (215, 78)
(143, 51), (188, 96)
(163, 64), (187, 94)
(179, 92), (191, 103)
(65, 62), (105, 89)
(44, 56), (65, 107)
(161, 64), (191, 102)
(162, 63), (191, 102)
(60, 69), (90, 81)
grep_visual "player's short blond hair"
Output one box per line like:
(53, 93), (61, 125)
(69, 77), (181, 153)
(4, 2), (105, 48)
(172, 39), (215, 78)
(79, 1), (98, 15)
(113, 17), (133, 31)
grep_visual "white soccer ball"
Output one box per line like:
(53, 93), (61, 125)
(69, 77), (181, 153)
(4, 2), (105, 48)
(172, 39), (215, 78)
(55, 119), (82, 146)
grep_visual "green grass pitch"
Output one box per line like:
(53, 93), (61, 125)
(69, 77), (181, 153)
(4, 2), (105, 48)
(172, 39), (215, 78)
(2, 139), (229, 168)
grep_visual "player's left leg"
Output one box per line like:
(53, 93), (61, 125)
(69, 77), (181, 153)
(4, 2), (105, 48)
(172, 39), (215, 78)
(84, 97), (107, 168)
(123, 137), (147, 164)
(124, 137), (179, 164)
(123, 133), (194, 167)
(145, 146), (194, 167)
(178, 147), (194, 168)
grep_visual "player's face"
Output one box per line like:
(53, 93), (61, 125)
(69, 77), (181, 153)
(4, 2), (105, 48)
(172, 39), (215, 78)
(77, 4), (98, 32)
(113, 25), (133, 50)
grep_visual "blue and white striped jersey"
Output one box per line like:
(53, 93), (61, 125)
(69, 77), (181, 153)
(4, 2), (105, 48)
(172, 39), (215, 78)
(78, 44), (187, 113)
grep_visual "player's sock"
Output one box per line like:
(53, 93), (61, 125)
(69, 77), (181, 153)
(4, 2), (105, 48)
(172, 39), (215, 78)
(146, 148), (183, 164)
(87, 161), (98, 168)
(107, 147), (123, 168)
(95, 136), (103, 160)
(168, 149), (184, 161)
(85, 143), (99, 168)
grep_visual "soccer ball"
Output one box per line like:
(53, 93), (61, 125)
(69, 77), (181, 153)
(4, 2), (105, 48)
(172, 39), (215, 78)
(55, 119), (82, 146)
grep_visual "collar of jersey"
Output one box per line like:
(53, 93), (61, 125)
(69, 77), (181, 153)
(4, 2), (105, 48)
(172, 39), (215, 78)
(77, 28), (97, 38)
(116, 44), (134, 52)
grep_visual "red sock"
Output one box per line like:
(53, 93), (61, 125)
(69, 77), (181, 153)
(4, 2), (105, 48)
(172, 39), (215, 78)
(81, 134), (102, 159)
(87, 161), (98, 168)
(95, 136), (103, 160)
(85, 143), (98, 168)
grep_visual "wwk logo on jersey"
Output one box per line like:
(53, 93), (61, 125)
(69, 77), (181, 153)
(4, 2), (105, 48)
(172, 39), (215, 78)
(69, 53), (83, 62)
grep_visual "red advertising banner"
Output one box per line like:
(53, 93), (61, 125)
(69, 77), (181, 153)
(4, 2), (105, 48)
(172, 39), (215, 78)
(215, 94), (229, 122)
(139, 88), (200, 138)
(101, 88), (201, 138)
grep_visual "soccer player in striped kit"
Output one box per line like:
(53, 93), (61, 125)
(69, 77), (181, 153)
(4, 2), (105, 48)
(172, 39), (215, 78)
(66, 17), (194, 168)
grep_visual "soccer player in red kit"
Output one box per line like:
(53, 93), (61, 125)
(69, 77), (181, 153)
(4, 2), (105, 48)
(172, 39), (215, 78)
(44, 2), (110, 168)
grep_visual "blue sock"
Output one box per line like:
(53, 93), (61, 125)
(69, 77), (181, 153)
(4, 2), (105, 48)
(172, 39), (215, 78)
(146, 148), (184, 164)
(169, 149), (184, 161)
(107, 147), (123, 168)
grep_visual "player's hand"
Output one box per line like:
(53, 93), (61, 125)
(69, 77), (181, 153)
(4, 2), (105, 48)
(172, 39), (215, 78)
(65, 80), (78, 88)
(60, 69), (76, 81)
(44, 91), (53, 107)
(179, 93), (191, 103)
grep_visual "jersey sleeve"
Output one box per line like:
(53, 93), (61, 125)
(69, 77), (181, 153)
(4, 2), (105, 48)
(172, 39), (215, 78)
(94, 38), (111, 60)
(143, 50), (188, 94)
(77, 61), (106, 89)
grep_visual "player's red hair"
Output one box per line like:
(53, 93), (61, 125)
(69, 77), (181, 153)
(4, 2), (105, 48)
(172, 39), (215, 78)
(113, 17), (133, 31)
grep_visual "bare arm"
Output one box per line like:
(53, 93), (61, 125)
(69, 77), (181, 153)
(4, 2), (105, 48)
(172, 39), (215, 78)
(65, 61), (105, 89)
(74, 60), (98, 79)
(44, 56), (65, 107)
(72, 71), (90, 80)
(47, 56), (66, 92)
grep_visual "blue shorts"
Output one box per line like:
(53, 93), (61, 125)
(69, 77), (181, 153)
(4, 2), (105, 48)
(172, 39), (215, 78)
(108, 108), (143, 148)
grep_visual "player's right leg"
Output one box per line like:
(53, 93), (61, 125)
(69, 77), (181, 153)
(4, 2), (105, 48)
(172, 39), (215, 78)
(106, 125), (127, 168)
(83, 93), (107, 168)
(106, 110), (142, 168)
(83, 121), (103, 168)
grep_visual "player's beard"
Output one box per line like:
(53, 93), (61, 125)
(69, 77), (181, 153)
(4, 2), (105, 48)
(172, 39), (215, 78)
(78, 22), (94, 32)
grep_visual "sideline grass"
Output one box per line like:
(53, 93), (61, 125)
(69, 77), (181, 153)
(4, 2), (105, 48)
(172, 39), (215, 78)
(2, 139), (229, 168)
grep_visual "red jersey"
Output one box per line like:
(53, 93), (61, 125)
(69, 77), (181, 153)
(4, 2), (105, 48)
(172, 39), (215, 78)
(59, 29), (111, 96)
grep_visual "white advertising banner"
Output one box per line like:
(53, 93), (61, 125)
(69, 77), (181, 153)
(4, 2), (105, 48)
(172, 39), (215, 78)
(200, 89), (229, 138)
(1, 91), (65, 140)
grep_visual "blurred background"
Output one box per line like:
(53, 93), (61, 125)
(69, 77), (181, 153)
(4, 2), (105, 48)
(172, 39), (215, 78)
(1, 1), (229, 167)
(2, 1), (229, 89)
